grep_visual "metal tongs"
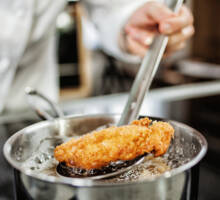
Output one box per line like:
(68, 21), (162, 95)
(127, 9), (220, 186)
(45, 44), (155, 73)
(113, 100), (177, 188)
(26, 0), (183, 179)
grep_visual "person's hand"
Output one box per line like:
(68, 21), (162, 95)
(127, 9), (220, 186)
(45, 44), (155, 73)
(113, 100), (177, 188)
(120, 2), (194, 57)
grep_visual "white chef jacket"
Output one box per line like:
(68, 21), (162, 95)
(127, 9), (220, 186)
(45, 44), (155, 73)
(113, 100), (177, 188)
(0, 0), (150, 112)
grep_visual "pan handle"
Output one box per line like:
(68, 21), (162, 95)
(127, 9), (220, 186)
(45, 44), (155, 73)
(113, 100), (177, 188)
(25, 87), (64, 120)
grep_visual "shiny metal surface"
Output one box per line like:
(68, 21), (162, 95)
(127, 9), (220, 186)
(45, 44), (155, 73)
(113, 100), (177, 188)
(118, 0), (183, 126)
(4, 114), (207, 200)
(118, 35), (168, 125)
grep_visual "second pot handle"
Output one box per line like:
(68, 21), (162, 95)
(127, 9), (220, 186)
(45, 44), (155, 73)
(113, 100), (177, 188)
(25, 87), (64, 120)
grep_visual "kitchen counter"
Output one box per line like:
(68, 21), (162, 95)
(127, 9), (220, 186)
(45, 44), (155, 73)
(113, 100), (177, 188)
(2, 79), (220, 124)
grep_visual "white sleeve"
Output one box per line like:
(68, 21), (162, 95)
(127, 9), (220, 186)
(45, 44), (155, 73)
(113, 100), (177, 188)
(81, 0), (150, 63)
(0, 0), (66, 112)
(0, 0), (34, 112)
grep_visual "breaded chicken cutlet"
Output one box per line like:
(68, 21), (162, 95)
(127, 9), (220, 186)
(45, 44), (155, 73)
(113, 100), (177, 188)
(54, 117), (174, 170)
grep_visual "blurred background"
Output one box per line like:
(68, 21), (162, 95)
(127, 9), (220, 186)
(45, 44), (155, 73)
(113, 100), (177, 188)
(0, 0), (220, 199)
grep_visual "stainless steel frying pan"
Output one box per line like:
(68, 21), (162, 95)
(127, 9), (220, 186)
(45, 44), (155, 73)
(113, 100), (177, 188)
(4, 113), (207, 200)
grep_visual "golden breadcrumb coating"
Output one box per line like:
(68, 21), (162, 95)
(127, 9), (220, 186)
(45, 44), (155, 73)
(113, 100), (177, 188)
(54, 118), (174, 170)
